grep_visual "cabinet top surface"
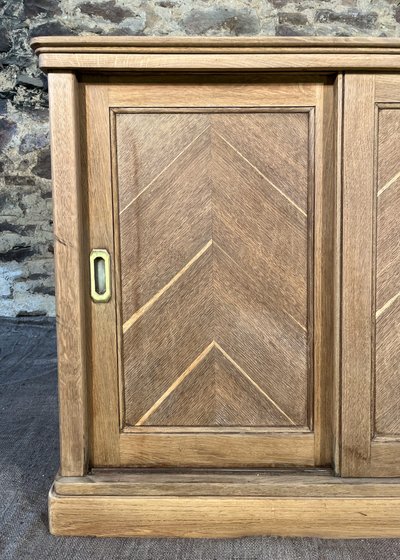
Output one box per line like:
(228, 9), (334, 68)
(31, 35), (400, 51)
(31, 36), (400, 71)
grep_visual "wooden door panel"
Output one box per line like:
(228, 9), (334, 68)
(342, 74), (400, 476)
(375, 108), (400, 437)
(86, 74), (337, 467)
(117, 110), (310, 429)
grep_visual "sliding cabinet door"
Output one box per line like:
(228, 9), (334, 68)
(85, 74), (337, 468)
(342, 74), (400, 476)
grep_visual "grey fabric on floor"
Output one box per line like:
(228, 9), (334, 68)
(1, 317), (400, 559)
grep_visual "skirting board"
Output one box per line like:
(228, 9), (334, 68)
(49, 469), (400, 537)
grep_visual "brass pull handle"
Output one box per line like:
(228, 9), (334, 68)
(90, 249), (111, 303)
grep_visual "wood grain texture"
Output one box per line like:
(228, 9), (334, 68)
(332, 74), (343, 471)
(117, 116), (211, 320)
(49, 486), (400, 537)
(313, 78), (339, 467)
(141, 346), (294, 427)
(341, 75), (400, 476)
(37, 53), (400, 73)
(117, 110), (311, 429)
(108, 76), (318, 108)
(123, 245), (213, 426)
(341, 74), (375, 476)
(86, 85), (120, 466)
(375, 107), (400, 436)
(119, 432), (314, 467)
(54, 468), (400, 497)
(31, 36), (400, 54)
(48, 73), (88, 477)
(79, 76), (337, 469)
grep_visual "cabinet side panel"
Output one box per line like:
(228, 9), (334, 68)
(48, 73), (88, 476)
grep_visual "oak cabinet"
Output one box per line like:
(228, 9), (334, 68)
(32, 37), (400, 537)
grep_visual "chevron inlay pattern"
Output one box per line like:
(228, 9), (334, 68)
(116, 111), (311, 428)
(375, 109), (400, 435)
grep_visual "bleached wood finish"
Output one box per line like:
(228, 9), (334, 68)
(54, 468), (400, 498)
(342, 74), (400, 477)
(48, 73), (88, 477)
(85, 86), (120, 467)
(49, 487), (400, 538)
(82, 76), (336, 468)
(119, 432), (314, 468)
(30, 36), (400, 53)
(341, 74), (375, 477)
(118, 109), (310, 429)
(376, 107), (400, 435)
(34, 37), (400, 537)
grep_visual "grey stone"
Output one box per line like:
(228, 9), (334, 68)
(19, 131), (49, 154)
(78, 1), (134, 24)
(0, 222), (36, 235)
(4, 175), (36, 186)
(31, 284), (55, 295)
(24, 0), (62, 18)
(157, 0), (176, 7)
(16, 74), (46, 89)
(315, 9), (378, 30)
(32, 148), (51, 180)
(0, 26), (12, 52)
(30, 21), (78, 37)
(278, 13), (309, 26)
(0, 245), (36, 263)
(1, 0), (400, 318)
(184, 8), (260, 35)
(270, 0), (291, 8)
(276, 24), (314, 36)
(0, 117), (16, 151)
(16, 309), (47, 316)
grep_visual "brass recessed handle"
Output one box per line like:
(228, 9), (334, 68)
(90, 249), (111, 303)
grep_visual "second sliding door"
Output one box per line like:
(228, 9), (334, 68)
(342, 74), (400, 476)
(85, 73), (338, 468)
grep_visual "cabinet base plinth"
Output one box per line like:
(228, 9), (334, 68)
(49, 470), (400, 537)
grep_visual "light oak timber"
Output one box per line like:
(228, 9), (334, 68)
(313, 77), (337, 466)
(33, 38), (400, 537)
(29, 36), (400, 52)
(107, 77), (319, 110)
(119, 432), (314, 468)
(86, 84), (120, 466)
(99, 78), (331, 467)
(31, 37), (400, 74)
(54, 469), (400, 497)
(49, 487), (400, 538)
(332, 74), (343, 472)
(48, 73), (88, 477)
(341, 74), (400, 476)
(341, 74), (375, 477)
(36, 53), (400, 72)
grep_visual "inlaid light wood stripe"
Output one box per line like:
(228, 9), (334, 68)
(135, 342), (215, 426)
(122, 240), (213, 334)
(213, 241), (307, 332)
(214, 342), (296, 425)
(216, 132), (307, 217)
(119, 126), (210, 215)
(376, 289), (400, 319)
(378, 170), (400, 197)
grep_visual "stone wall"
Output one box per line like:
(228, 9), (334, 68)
(0, 0), (398, 316)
